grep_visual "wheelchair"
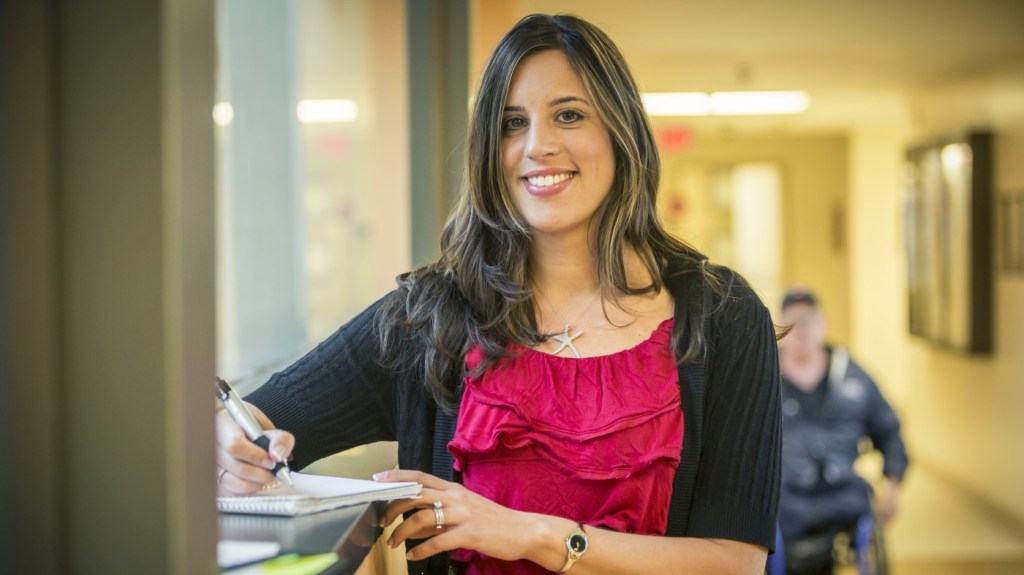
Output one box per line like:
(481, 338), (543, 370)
(767, 508), (888, 575)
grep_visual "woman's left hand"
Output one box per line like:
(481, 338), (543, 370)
(374, 470), (769, 574)
(374, 469), (544, 562)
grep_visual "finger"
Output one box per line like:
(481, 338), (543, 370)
(381, 487), (449, 526)
(217, 446), (277, 486)
(382, 484), (446, 517)
(216, 411), (296, 470)
(216, 410), (276, 469)
(262, 428), (295, 463)
(381, 499), (420, 528)
(387, 508), (441, 548)
(217, 468), (270, 497)
(404, 530), (463, 561)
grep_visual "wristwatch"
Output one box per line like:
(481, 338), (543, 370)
(559, 523), (588, 572)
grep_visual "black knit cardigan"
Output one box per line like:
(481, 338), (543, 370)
(247, 260), (782, 574)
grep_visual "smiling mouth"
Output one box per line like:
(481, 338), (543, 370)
(524, 172), (576, 187)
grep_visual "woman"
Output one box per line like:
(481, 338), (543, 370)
(216, 14), (781, 575)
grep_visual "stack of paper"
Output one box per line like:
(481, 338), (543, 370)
(217, 472), (421, 516)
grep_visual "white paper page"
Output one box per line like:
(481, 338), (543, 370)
(217, 540), (281, 568)
(264, 473), (418, 498)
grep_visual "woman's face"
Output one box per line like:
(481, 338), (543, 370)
(501, 50), (615, 239)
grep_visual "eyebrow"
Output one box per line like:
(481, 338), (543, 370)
(503, 95), (593, 113)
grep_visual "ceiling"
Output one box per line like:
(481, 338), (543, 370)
(513, 0), (1024, 131)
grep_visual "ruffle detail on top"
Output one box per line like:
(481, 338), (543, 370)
(449, 318), (683, 481)
(448, 319), (684, 573)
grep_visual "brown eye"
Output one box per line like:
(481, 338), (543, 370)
(502, 117), (527, 132)
(556, 110), (583, 123)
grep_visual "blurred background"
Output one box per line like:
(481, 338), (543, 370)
(2, 0), (1022, 573)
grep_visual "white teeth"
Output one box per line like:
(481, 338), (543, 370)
(526, 172), (573, 187)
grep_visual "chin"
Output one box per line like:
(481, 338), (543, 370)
(527, 220), (584, 236)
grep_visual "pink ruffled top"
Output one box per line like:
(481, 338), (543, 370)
(447, 318), (683, 574)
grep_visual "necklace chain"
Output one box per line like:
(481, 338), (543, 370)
(533, 285), (601, 358)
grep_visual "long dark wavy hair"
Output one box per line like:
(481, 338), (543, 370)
(375, 13), (720, 409)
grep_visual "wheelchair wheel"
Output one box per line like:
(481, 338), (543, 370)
(771, 509), (889, 575)
(851, 513), (887, 575)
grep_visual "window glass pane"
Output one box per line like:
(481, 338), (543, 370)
(215, 0), (409, 385)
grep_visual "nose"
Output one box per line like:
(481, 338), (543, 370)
(524, 121), (559, 159)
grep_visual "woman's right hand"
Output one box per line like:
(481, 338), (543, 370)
(215, 402), (295, 496)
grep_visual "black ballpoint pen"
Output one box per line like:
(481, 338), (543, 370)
(215, 377), (295, 487)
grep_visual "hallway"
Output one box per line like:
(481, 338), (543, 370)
(853, 463), (1024, 575)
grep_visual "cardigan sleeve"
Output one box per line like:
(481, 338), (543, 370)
(244, 294), (399, 470)
(685, 275), (782, 550)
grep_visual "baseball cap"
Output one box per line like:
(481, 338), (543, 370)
(781, 288), (818, 311)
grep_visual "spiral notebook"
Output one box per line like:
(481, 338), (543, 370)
(217, 472), (421, 516)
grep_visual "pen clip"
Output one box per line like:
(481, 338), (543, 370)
(215, 377), (231, 401)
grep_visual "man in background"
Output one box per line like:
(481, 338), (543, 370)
(777, 288), (908, 575)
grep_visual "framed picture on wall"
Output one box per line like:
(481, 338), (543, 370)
(999, 192), (1024, 273)
(904, 132), (992, 354)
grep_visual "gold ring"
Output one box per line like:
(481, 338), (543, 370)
(433, 500), (445, 529)
(217, 468), (228, 486)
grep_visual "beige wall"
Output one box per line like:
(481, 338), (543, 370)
(469, 0), (518, 88)
(903, 63), (1024, 520)
(850, 60), (1024, 520)
(658, 132), (851, 343)
(848, 126), (911, 408)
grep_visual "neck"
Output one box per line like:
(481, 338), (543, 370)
(529, 231), (600, 299)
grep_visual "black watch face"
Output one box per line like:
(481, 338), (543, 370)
(569, 533), (587, 553)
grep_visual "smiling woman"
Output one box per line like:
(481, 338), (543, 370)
(219, 13), (782, 575)
(501, 50), (615, 239)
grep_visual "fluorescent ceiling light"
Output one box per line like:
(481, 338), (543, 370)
(710, 91), (809, 115)
(643, 91), (809, 116)
(296, 99), (358, 124)
(213, 102), (234, 126)
(642, 92), (709, 116)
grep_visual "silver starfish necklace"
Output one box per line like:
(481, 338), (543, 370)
(534, 285), (602, 359)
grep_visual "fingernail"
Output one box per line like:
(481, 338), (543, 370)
(386, 536), (393, 547)
(272, 446), (287, 462)
(263, 458), (276, 470)
(406, 551), (414, 560)
(372, 471), (387, 481)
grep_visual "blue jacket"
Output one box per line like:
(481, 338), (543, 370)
(781, 347), (908, 493)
